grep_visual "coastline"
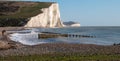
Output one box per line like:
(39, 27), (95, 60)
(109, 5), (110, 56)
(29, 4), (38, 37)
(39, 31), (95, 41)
(0, 27), (120, 61)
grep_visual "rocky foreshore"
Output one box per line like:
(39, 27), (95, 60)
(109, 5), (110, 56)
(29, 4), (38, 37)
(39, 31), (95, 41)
(0, 27), (120, 57)
(0, 43), (120, 57)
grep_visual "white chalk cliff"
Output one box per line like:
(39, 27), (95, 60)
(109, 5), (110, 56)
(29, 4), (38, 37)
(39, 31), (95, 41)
(25, 3), (63, 28)
(63, 21), (80, 27)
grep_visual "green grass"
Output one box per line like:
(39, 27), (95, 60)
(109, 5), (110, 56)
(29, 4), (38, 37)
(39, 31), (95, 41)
(15, 2), (52, 18)
(0, 54), (120, 61)
(0, 2), (52, 18)
(0, 2), (52, 26)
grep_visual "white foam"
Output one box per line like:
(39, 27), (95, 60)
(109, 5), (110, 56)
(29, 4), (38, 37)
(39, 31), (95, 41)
(9, 32), (47, 45)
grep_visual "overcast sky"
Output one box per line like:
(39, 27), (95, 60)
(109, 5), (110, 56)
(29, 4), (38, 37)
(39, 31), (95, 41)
(2, 0), (120, 26)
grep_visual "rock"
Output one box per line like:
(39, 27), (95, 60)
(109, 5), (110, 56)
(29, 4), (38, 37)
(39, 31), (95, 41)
(25, 3), (63, 28)
(0, 1), (79, 28)
(0, 41), (15, 50)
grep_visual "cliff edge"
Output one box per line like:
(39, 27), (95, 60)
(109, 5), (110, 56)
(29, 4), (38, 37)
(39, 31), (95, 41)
(0, 1), (63, 27)
(25, 3), (63, 28)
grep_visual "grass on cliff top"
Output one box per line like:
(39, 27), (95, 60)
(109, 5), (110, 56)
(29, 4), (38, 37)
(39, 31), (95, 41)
(0, 54), (120, 61)
(0, 2), (52, 19)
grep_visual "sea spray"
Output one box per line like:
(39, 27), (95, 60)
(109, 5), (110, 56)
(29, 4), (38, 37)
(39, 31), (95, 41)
(9, 33), (47, 45)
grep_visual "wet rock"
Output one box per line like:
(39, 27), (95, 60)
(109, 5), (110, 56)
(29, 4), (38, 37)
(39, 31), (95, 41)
(0, 41), (15, 50)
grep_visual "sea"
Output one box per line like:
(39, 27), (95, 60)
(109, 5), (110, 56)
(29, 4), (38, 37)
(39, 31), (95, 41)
(9, 27), (120, 45)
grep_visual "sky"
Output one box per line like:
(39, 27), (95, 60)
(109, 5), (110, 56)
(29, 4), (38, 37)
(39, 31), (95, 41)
(3, 0), (120, 26)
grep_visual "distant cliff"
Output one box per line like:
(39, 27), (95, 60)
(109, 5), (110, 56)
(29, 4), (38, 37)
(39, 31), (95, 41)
(0, 1), (63, 27)
(63, 21), (80, 27)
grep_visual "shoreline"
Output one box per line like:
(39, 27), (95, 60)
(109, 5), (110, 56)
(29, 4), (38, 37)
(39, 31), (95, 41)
(0, 27), (120, 57)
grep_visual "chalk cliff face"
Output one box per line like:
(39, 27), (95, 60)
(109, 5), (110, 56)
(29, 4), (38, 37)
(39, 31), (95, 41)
(25, 3), (63, 28)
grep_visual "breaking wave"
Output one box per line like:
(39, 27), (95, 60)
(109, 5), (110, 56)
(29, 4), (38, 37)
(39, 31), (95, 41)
(9, 31), (48, 45)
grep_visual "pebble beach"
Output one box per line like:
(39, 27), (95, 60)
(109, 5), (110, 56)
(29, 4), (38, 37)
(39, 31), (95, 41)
(0, 27), (120, 57)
